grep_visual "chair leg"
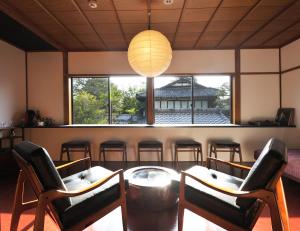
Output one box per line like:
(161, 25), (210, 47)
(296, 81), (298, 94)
(125, 148), (128, 163)
(276, 178), (290, 231)
(67, 149), (70, 162)
(178, 204), (185, 231)
(174, 147), (177, 167)
(10, 171), (25, 231)
(60, 147), (64, 161)
(88, 144), (92, 161)
(33, 196), (47, 231)
(11, 171), (38, 231)
(161, 147), (163, 165)
(138, 148), (141, 165)
(200, 145), (203, 166)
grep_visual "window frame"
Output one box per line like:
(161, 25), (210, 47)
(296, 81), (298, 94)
(67, 74), (235, 125)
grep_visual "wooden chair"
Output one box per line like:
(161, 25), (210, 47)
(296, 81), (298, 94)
(178, 138), (290, 231)
(11, 141), (127, 231)
(137, 140), (163, 165)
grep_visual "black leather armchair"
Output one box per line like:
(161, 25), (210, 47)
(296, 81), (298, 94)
(10, 141), (127, 231)
(178, 138), (289, 231)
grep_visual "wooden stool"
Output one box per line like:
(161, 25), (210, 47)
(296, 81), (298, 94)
(174, 140), (203, 166)
(138, 140), (163, 165)
(208, 140), (242, 169)
(60, 140), (91, 162)
(99, 140), (127, 163)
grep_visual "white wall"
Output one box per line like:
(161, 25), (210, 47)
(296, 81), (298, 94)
(0, 40), (26, 125)
(281, 38), (300, 71)
(24, 49), (298, 162)
(240, 49), (280, 123)
(27, 52), (64, 124)
(241, 49), (279, 73)
(69, 50), (235, 74)
(26, 126), (290, 162)
(281, 39), (300, 139)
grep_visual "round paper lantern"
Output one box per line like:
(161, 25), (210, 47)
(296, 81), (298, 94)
(128, 30), (172, 77)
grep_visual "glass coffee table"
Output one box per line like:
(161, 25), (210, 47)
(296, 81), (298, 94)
(124, 166), (179, 211)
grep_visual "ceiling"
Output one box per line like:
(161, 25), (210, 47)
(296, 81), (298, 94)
(1, 0), (300, 51)
(0, 11), (56, 50)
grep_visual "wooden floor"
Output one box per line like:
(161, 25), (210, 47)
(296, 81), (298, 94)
(1, 161), (300, 231)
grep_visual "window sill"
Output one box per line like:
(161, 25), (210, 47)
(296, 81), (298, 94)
(23, 124), (296, 128)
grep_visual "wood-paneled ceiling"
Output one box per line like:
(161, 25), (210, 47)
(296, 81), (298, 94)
(1, 0), (300, 51)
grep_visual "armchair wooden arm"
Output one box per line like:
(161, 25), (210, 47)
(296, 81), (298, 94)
(43, 169), (124, 200)
(180, 171), (289, 231)
(34, 169), (126, 231)
(207, 157), (251, 171)
(180, 171), (269, 200)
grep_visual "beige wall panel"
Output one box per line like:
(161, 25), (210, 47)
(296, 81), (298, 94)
(241, 74), (279, 123)
(68, 50), (235, 74)
(26, 127), (293, 162)
(27, 52), (64, 124)
(0, 40), (26, 124)
(282, 69), (300, 127)
(281, 38), (300, 71)
(241, 49), (279, 73)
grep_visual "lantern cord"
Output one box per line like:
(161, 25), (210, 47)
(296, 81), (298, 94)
(147, 0), (151, 30)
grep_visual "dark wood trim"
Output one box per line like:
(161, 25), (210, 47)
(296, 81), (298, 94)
(25, 52), (28, 111)
(191, 76), (194, 124)
(279, 48), (282, 108)
(234, 49), (241, 124)
(193, 0), (224, 48)
(111, 0), (129, 47)
(108, 77), (112, 124)
(147, 78), (154, 125)
(281, 64), (300, 74)
(67, 73), (235, 77)
(24, 124), (295, 128)
(262, 18), (300, 46)
(70, 0), (107, 49)
(216, 0), (263, 48)
(171, 0), (187, 47)
(238, 0), (299, 47)
(0, 1), (64, 50)
(240, 72), (279, 75)
(63, 52), (70, 124)
(32, 0), (87, 49)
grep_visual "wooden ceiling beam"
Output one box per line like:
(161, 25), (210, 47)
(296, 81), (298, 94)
(262, 18), (300, 46)
(71, 0), (107, 49)
(216, 0), (263, 48)
(0, 1), (65, 50)
(111, 0), (128, 47)
(193, 0), (224, 49)
(32, 0), (87, 49)
(238, 0), (299, 47)
(171, 0), (187, 47)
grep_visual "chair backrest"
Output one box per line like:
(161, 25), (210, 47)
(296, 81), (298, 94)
(236, 138), (287, 209)
(13, 141), (71, 213)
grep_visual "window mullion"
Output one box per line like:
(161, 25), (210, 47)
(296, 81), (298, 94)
(108, 77), (112, 124)
(191, 76), (194, 124)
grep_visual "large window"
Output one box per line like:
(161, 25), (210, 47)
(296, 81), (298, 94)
(71, 75), (231, 125)
(72, 76), (146, 124)
(154, 75), (231, 124)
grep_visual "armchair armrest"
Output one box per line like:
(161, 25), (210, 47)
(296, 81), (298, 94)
(181, 171), (271, 200)
(207, 157), (251, 171)
(56, 157), (91, 178)
(33, 169), (125, 231)
(41, 169), (124, 201)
